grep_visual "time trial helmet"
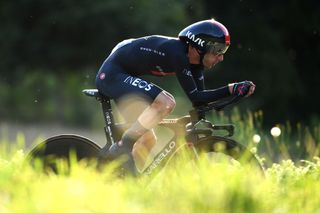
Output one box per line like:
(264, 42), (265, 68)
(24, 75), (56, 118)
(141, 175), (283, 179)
(178, 19), (230, 55)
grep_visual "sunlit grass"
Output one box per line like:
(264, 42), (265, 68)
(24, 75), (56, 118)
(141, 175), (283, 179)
(1, 148), (320, 213)
(1, 110), (320, 212)
(208, 109), (320, 166)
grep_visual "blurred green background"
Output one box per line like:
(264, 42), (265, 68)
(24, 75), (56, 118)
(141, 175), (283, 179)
(0, 0), (319, 128)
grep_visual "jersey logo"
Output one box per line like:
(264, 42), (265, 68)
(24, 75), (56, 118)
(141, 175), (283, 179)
(140, 47), (165, 56)
(183, 69), (192, 77)
(99, 73), (106, 80)
(124, 76), (154, 91)
(186, 31), (205, 47)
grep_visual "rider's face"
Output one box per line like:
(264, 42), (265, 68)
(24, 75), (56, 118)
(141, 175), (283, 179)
(202, 52), (224, 70)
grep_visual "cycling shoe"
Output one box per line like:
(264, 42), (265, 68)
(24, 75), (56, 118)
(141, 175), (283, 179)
(98, 141), (138, 177)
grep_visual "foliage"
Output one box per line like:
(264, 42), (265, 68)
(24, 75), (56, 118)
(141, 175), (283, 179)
(1, 108), (320, 212)
(0, 0), (319, 129)
(0, 70), (97, 126)
(1, 146), (320, 212)
(0, 0), (193, 74)
(202, 0), (320, 123)
(205, 109), (320, 165)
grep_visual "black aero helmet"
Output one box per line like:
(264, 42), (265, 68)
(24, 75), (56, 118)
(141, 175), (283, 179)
(178, 19), (230, 55)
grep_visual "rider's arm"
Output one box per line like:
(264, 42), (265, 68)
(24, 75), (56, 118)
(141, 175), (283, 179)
(191, 69), (205, 91)
(175, 66), (230, 104)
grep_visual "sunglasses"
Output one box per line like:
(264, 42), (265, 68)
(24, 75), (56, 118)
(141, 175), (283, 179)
(206, 42), (230, 55)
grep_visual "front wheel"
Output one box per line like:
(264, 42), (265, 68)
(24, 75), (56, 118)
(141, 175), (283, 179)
(27, 134), (101, 172)
(194, 136), (264, 172)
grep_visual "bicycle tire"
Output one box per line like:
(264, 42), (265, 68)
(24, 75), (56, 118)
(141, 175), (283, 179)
(28, 134), (101, 172)
(194, 136), (264, 171)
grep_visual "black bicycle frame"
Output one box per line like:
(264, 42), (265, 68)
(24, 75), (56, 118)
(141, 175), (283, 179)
(97, 96), (191, 176)
(84, 89), (242, 176)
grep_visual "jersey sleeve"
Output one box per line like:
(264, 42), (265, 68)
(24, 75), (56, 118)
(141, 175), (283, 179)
(175, 65), (230, 105)
(191, 69), (205, 91)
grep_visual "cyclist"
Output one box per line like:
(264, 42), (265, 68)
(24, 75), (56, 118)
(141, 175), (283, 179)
(96, 19), (255, 175)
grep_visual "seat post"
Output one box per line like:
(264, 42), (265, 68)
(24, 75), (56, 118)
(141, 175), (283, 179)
(98, 96), (116, 146)
(82, 89), (117, 147)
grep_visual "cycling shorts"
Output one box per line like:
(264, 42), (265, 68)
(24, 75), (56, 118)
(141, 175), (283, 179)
(96, 63), (163, 103)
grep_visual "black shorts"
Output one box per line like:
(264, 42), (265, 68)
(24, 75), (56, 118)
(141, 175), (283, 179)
(96, 63), (163, 103)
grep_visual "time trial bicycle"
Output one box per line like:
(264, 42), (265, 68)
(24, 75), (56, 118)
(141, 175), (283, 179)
(28, 89), (264, 176)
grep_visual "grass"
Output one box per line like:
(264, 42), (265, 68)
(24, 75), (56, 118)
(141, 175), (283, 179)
(1, 149), (320, 213)
(1, 110), (320, 213)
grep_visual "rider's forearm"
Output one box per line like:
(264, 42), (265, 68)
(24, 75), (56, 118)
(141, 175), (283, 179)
(187, 85), (230, 103)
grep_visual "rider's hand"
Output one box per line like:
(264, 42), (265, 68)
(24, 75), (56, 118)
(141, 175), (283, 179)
(228, 81), (256, 97)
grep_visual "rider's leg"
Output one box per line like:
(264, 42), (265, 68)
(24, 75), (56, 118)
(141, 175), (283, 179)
(138, 91), (176, 129)
(104, 91), (175, 175)
(96, 67), (175, 174)
(132, 129), (157, 171)
(120, 91), (176, 150)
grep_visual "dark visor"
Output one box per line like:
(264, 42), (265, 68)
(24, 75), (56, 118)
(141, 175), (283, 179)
(206, 42), (229, 55)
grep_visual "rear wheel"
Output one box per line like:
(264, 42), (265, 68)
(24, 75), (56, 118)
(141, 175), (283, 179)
(194, 136), (264, 172)
(28, 134), (101, 172)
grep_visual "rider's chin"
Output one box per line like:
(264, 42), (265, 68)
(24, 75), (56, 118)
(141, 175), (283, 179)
(204, 64), (214, 70)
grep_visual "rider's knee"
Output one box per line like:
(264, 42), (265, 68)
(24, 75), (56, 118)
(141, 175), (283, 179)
(152, 91), (176, 115)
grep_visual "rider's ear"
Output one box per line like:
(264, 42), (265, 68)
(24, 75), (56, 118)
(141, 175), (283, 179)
(188, 45), (199, 56)
(188, 45), (196, 52)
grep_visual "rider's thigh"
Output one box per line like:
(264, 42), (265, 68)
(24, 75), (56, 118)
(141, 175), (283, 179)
(116, 95), (150, 123)
(96, 64), (163, 122)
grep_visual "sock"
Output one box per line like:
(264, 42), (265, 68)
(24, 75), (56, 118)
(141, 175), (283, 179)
(120, 121), (149, 149)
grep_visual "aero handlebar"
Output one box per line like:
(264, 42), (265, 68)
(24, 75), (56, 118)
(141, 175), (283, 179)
(196, 95), (243, 113)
